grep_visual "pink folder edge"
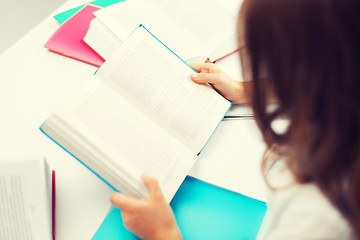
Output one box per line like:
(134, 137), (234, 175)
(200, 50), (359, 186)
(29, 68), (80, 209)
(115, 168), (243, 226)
(45, 5), (105, 67)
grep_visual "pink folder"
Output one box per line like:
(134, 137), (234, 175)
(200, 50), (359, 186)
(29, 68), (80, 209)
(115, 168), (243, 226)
(45, 5), (105, 67)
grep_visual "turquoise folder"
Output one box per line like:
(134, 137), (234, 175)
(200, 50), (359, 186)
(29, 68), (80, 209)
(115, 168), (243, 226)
(54, 0), (124, 24)
(93, 176), (267, 240)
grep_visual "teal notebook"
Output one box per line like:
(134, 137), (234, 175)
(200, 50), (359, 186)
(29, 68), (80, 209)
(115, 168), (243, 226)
(54, 0), (124, 24)
(93, 176), (267, 240)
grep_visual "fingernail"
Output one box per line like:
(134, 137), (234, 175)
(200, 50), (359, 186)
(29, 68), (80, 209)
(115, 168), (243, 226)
(190, 73), (198, 79)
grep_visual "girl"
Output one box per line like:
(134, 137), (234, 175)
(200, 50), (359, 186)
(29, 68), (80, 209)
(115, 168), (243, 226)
(111, 0), (360, 239)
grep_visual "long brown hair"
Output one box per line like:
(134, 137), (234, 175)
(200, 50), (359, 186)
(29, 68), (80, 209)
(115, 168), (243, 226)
(242, 0), (360, 236)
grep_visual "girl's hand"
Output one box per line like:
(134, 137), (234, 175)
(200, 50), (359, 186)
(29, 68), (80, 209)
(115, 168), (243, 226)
(190, 63), (251, 104)
(111, 175), (182, 240)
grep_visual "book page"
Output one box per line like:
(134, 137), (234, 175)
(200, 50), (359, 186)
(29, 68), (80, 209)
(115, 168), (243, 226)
(48, 81), (196, 202)
(83, 18), (123, 60)
(96, 26), (231, 154)
(94, 1), (205, 61)
(159, 0), (238, 50)
(0, 158), (52, 240)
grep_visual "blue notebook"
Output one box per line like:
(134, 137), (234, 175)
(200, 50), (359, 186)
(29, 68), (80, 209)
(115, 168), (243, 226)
(93, 176), (267, 240)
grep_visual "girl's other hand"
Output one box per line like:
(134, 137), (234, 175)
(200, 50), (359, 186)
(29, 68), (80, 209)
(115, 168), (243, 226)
(111, 175), (182, 240)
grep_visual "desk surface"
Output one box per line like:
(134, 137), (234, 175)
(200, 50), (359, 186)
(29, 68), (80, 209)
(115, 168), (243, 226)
(0, 1), (266, 239)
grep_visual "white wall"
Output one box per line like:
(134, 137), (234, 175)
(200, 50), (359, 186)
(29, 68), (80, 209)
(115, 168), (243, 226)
(0, 0), (66, 54)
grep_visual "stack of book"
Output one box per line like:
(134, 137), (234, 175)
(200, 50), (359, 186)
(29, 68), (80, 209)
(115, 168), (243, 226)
(45, 0), (242, 67)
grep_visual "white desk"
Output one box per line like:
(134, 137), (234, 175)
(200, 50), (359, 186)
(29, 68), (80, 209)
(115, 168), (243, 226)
(0, 1), (266, 239)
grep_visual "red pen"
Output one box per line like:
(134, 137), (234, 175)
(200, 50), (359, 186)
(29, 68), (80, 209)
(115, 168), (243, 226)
(213, 48), (240, 63)
(52, 170), (56, 240)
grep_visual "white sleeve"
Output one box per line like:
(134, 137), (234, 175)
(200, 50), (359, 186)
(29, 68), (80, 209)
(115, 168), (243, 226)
(257, 183), (353, 239)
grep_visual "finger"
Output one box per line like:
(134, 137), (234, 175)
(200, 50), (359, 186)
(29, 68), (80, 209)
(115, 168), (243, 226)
(111, 192), (141, 211)
(190, 63), (219, 73)
(190, 72), (221, 85)
(143, 175), (163, 200)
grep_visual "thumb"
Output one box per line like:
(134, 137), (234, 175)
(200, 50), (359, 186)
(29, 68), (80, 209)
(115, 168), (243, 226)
(111, 192), (141, 211)
(190, 72), (221, 85)
(143, 175), (164, 201)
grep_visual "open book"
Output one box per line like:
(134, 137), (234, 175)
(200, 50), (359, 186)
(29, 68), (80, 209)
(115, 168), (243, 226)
(0, 157), (55, 240)
(41, 25), (231, 202)
(84, 0), (242, 63)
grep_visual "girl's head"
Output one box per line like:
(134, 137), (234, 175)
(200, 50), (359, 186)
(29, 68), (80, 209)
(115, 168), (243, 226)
(240, 0), (360, 235)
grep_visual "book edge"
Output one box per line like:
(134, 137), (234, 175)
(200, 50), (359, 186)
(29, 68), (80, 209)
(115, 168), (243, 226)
(40, 122), (119, 193)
